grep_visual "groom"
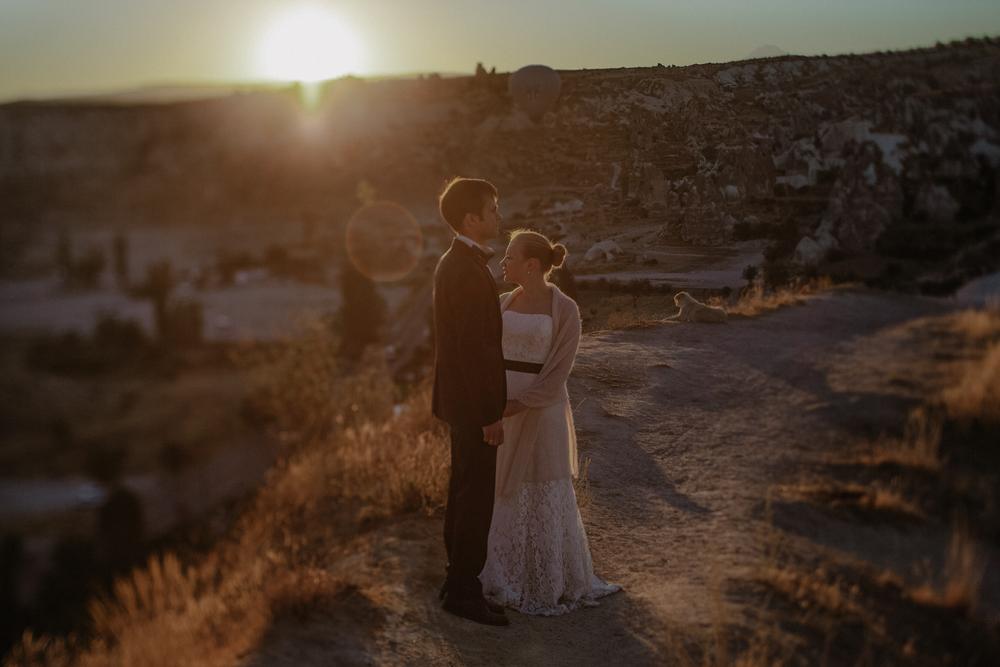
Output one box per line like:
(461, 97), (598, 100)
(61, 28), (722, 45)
(432, 177), (509, 626)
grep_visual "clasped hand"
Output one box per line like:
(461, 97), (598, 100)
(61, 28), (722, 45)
(482, 420), (504, 446)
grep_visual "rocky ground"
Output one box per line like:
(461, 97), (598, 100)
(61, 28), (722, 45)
(242, 288), (999, 666)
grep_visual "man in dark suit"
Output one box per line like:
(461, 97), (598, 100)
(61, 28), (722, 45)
(432, 177), (509, 626)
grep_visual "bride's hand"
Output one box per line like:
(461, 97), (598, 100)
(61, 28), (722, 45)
(503, 400), (527, 418)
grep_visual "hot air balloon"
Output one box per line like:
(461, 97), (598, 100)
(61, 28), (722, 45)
(508, 65), (561, 121)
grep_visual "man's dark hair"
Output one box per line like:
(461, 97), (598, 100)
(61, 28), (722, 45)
(438, 177), (497, 233)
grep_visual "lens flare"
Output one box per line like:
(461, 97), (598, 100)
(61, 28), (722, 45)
(345, 202), (424, 282)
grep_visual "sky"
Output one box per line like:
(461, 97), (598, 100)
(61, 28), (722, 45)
(2, 0), (999, 101)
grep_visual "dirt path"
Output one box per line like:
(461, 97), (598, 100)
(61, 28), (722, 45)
(249, 289), (961, 666)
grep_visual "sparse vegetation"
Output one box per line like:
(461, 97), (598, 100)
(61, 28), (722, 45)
(718, 278), (833, 318)
(25, 311), (150, 376)
(941, 341), (1000, 425)
(5, 332), (448, 664)
(129, 260), (175, 343)
(748, 301), (1000, 665)
(909, 521), (987, 614)
(55, 230), (107, 290)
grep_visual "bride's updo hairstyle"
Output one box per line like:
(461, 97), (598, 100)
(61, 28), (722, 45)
(510, 229), (568, 279)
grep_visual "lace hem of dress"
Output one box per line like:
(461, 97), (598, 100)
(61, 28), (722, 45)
(480, 477), (622, 616)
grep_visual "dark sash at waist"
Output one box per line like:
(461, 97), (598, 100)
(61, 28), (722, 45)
(504, 358), (543, 374)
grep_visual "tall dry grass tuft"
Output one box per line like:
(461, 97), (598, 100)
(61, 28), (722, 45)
(910, 519), (987, 614)
(663, 568), (787, 667)
(940, 341), (1000, 425)
(860, 406), (943, 470)
(322, 392), (450, 516)
(4, 632), (75, 667)
(948, 301), (1000, 341)
(87, 552), (205, 642)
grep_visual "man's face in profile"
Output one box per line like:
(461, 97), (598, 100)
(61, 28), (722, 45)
(475, 195), (502, 241)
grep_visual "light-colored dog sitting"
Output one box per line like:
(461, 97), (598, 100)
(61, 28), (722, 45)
(667, 291), (728, 323)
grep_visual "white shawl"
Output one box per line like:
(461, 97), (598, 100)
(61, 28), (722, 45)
(495, 284), (582, 498)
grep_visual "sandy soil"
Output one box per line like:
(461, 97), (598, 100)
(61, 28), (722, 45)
(239, 287), (1000, 666)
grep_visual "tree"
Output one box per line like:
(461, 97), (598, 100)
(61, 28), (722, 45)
(55, 228), (73, 283)
(112, 230), (130, 289)
(71, 246), (107, 289)
(132, 259), (175, 341)
(551, 265), (579, 302)
(338, 262), (386, 361)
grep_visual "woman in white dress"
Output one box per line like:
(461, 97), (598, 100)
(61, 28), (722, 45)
(479, 229), (621, 616)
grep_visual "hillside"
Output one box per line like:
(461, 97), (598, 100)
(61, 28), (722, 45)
(2, 38), (998, 291)
(9, 288), (999, 665)
(228, 290), (1000, 665)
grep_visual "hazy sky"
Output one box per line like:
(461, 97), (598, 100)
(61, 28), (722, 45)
(2, 0), (999, 101)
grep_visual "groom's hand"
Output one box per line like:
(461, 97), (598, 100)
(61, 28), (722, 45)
(482, 420), (504, 447)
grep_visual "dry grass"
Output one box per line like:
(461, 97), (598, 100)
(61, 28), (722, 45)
(909, 521), (987, 614)
(775, 480), (926, 522)
(716, 278), (834, 318)
(588, 278), (835, 332)
(603, 309), (663, 330)
(940, 341), (1000, 425)
(754, 565), (866, 619)
(669, 300), (1000, 667)
(229, 315), (397, 450)
(857, 406), (943, 470)
(5, 320), (450, 666)
(948, 301), (1000, 341)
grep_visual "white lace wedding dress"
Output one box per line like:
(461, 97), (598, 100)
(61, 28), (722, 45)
(479, 310), (621, 615)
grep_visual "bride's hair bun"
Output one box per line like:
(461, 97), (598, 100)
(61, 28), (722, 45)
(509, 228), (568, 277)
(550, 243), (567, 269)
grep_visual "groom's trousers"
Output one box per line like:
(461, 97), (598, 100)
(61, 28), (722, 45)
(443, 423), (498, 601)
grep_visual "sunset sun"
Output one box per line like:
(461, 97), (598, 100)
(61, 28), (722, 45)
(258, 5), (363, 82)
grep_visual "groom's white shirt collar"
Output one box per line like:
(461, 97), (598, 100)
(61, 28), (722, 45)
(455, 233), (494, 257)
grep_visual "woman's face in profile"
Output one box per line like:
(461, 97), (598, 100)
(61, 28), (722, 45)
(501, 239), (530, 285)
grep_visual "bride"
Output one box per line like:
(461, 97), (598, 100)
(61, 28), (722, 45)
(479, 229), (621, 615)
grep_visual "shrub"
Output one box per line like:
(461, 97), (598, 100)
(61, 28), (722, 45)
(763, 259), (794, 288)
(93, 310), (148, 354)
(162, 298), (204, 348)
(25, 311), (149, 376)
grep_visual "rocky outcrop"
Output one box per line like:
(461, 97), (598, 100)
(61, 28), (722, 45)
(1, 38), (997, 270)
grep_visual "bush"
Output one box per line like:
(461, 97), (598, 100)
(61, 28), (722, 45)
(70, 246), (107, 289)
(215, 250), (259, 286)
(232, 316), (395, 451)
(763, 259), (794, 289)
(94, 310), (148, 354)
(162, 298), (204, 348)
(25, 312), (149, 376)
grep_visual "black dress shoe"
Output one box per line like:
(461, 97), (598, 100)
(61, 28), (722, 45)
(482, 597), (505, 614)
(442, 596), (510, 626)
(439, 582), (505, 614)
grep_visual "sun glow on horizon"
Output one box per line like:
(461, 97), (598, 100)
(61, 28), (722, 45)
(258, 5), (364, 83)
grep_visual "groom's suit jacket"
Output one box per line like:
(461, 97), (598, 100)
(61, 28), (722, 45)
(432, 238), (507, 430)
